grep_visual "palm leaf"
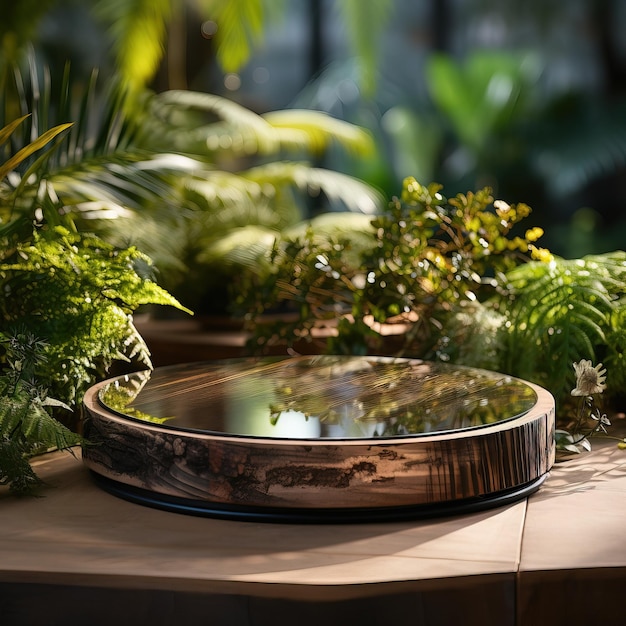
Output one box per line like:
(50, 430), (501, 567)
(0, 122), (72, 181)
(94, 0), (290, 89)
(283, 211), (375, 239)
(0, 115), (30, 148)
(146, 89), (280, 154)
(198, 224), (279, 272)
(199, 212), (376, 276)
(48, 153), (190, 218)
(147, 91), (376, 158)
(241, 161), (384, 214)
(206, 0), (266, 73)
(263, 109), (375, 156)
(283, 211), (374, 263)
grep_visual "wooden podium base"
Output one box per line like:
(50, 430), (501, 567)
(83, 356), (555, 522)
(89, 470), (548, 523)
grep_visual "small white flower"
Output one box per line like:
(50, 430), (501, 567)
(571, 360), (607, 397)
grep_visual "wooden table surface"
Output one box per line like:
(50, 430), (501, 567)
(2, 425), (626, 626)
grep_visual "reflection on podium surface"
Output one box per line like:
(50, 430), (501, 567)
(99, 355), (538, 440)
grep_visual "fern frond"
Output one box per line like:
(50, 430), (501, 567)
(501, 254), (624, 401)
(0, 228), (189, 407)
(0, 436), (43, 493)
(18, 400), (80, 451)
(45, 152), (196, 218)
(0, 333), (82, 494)
(583, 250), (626, 283)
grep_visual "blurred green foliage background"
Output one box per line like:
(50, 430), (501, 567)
(5, 0), (626, 257)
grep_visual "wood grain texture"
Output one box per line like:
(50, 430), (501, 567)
(82, 372), (555, 511)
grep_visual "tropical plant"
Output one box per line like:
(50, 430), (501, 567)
(0, 57), (382, 315)
(235, 176), (626, 419)
(0, 329), (81, 494)
(496, 252), (626, 404)
(0, 227), (187, 411)
(0, 111), (191, 493)
(0, 45), (386, 491)
(234, 177), (548, 353)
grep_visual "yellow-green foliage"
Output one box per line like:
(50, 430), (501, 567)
(237, 177), (626, 411)
(236, 177), (550, 358)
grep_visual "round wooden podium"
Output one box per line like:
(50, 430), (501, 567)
(82, 356), (555, 522)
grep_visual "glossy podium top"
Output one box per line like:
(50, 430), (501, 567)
(98, 356), (538, 441)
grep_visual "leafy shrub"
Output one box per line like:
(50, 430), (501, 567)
(236, 177), (626, 413)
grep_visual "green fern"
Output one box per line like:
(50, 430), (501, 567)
(0, 330), (81, 494)
(0, 227), (189, 410)
(499, 254), (626, 403)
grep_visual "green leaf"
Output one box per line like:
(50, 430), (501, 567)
(0, 122), (73, 181)
(263, 109), (375, 156)
(149, 89), (279, 154)
(336, 0), (392, 96)
(0, 114), (30, 149)
(241, 162), (384, 215)
(500, 254), (624, 401)
(426, 51), (532, 151)
(210, 0), (266, 73)
(95, 0), (172, 92)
